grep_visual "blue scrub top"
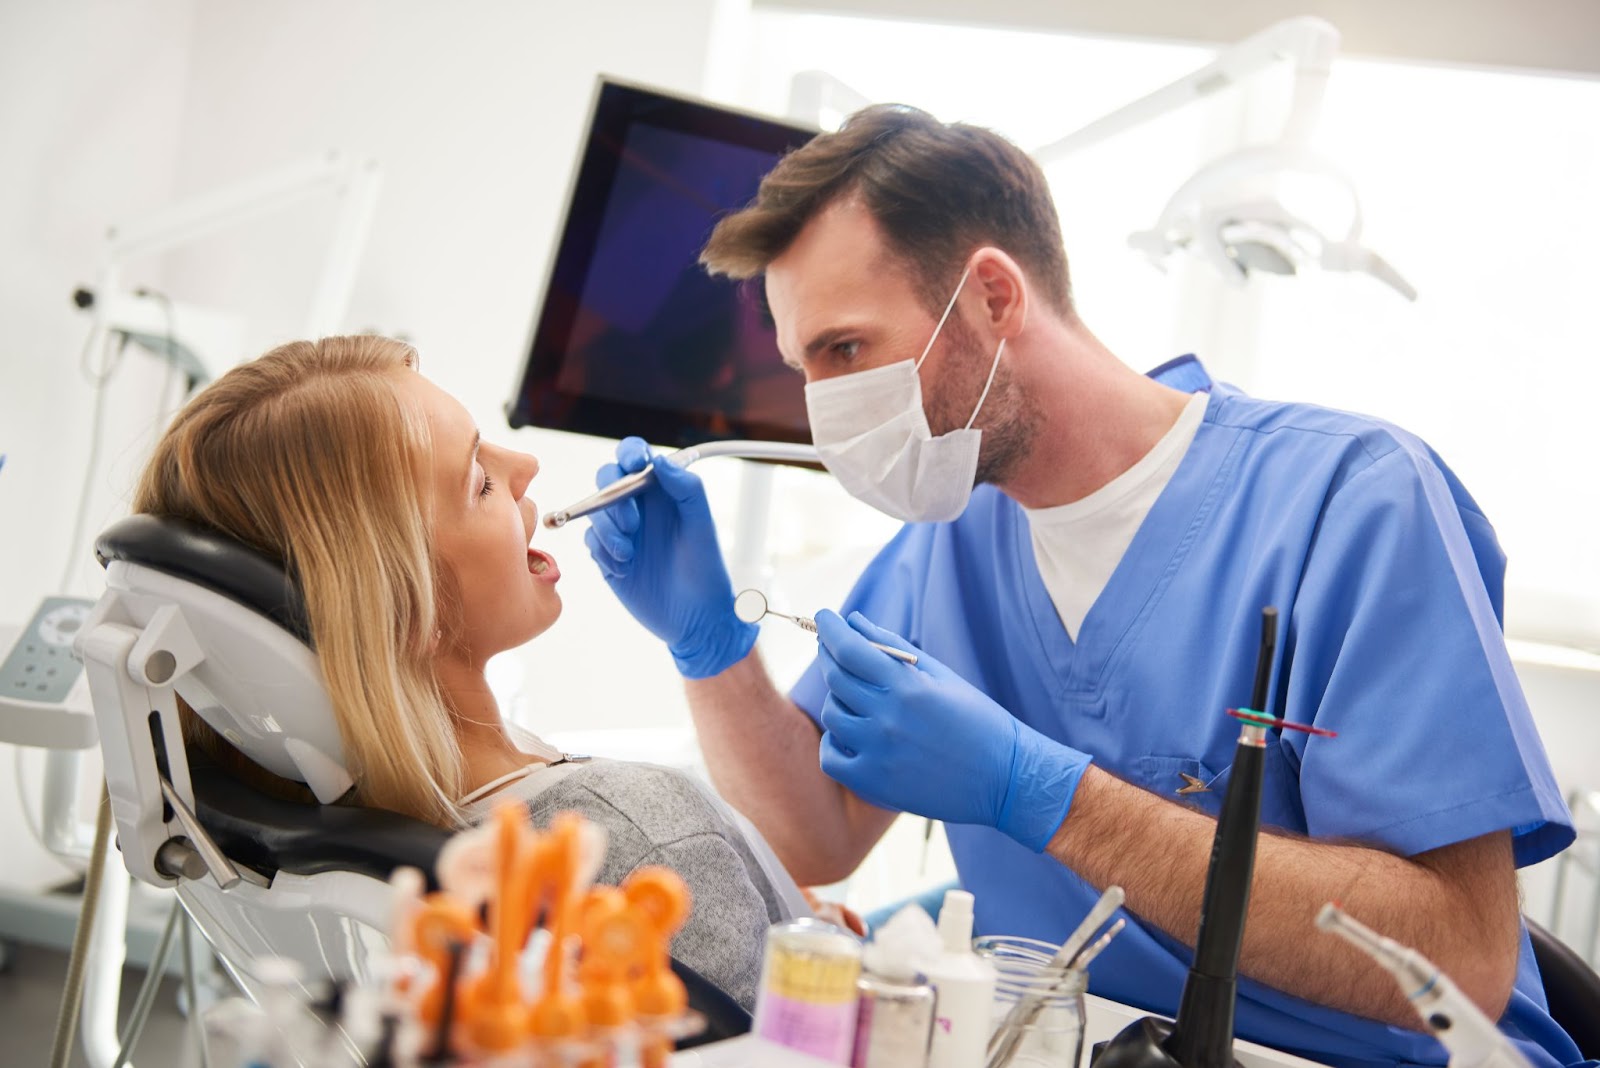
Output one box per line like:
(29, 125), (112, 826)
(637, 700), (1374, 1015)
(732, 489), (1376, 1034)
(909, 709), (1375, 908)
(791, 357), (1579, 1067)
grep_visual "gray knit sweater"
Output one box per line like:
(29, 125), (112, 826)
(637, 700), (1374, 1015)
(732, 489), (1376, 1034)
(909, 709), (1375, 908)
(467, 760), (801, 1011)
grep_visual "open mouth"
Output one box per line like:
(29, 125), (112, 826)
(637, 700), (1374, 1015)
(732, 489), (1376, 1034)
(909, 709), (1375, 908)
(527, 547), (559, 581)
(524, 500), (558, 581)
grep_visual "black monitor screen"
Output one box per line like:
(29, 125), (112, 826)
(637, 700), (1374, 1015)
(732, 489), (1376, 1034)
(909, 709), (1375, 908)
(507, 79), (818, 450)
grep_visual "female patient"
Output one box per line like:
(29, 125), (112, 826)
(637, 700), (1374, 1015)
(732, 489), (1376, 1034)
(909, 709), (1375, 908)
(131, 334), (801, 1010)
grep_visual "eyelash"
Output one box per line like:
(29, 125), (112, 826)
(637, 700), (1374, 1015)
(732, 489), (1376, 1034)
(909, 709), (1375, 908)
(479, 474), (495, 499)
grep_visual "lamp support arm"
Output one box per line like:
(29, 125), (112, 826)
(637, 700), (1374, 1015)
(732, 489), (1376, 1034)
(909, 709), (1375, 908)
(95, 150), (382, 339)
(786, 69), (873, 127)
(1031, 16), (1340, 164)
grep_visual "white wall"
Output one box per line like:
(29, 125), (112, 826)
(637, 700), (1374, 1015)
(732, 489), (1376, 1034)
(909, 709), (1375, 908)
(0, 0), (747, 891)
(0, 0), (913, 907)
(0, 0), (208, 605)
(157, 0), (743, 742)
(0, 0), (203, 892)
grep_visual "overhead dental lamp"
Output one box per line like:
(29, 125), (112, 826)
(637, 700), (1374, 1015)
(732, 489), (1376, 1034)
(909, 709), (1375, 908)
(1033, 16), (1416, 301)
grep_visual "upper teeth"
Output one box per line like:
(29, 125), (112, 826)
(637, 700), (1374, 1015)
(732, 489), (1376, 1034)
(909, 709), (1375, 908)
(530, 557), (548, 575)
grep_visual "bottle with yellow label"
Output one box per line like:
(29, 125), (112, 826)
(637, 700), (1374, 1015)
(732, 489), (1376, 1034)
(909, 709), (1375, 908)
(754, 918), (864, 1063)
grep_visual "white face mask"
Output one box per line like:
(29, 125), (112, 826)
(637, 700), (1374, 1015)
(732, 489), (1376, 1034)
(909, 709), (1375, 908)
(804, 268), (1006, 522)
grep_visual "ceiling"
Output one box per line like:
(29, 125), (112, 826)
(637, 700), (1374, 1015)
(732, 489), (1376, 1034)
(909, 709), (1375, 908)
(756, 0), (1600, 78)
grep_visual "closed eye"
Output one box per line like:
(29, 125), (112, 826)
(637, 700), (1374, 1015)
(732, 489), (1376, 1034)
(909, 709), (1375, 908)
(479, 474), (495, 499)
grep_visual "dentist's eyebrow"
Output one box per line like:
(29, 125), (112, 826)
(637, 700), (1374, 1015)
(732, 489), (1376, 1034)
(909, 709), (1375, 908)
(803, 327), (857, 360)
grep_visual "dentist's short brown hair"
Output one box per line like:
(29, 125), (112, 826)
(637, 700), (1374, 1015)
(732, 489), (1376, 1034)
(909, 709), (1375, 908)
(700, 104), (1075, 318)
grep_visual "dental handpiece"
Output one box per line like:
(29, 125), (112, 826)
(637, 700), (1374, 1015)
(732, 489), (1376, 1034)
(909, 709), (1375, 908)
(1316, 904), (1531, 1068)
(542, 440), (820, 529)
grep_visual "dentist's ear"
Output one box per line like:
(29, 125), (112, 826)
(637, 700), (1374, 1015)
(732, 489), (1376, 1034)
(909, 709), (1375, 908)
(967, 247), (1028, 341)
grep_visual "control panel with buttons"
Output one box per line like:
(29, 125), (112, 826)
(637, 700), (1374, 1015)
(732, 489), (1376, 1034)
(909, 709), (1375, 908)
(0, 596), (99, 750)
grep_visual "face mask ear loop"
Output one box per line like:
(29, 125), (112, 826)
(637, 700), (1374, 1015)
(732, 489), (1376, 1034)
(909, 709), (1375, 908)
(914, 266), (972, 372)
(963, 338), (1006, 431)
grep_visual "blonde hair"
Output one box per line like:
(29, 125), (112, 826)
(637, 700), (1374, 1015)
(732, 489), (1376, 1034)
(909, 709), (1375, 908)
(131, 336), (467, 827)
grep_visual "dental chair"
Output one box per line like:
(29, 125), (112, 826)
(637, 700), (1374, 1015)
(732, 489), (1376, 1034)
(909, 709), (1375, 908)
(75, 513), (751, 1050)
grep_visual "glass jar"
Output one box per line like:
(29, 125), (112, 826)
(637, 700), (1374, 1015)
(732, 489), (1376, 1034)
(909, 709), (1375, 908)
(974, 935), (1088, 1068)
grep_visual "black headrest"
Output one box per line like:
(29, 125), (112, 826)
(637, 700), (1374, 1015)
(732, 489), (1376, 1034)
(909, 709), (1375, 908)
(189, 758), (447, 892)
(95, 514), (312, 645)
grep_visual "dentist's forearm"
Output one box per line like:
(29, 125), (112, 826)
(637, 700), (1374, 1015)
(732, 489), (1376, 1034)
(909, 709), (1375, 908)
(685, 649), (895, 885)
(1046, 767), (1520, 1026)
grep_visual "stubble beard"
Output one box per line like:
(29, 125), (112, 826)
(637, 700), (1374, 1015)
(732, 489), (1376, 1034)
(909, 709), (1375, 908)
(926, 315), (1041, 488)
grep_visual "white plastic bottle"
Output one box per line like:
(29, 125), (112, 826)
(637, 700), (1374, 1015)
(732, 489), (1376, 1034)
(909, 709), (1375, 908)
(925, 889), (997, 1068)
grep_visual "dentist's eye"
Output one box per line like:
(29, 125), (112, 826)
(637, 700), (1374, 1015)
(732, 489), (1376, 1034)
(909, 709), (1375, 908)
(479, 475), (495, 499)
(833, 341), (861, 361)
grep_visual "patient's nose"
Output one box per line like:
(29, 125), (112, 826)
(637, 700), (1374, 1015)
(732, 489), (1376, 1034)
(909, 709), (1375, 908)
(509, 450), (539, 499)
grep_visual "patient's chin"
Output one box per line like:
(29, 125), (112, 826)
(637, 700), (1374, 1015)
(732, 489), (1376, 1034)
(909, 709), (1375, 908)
(521, 596), (563, 644)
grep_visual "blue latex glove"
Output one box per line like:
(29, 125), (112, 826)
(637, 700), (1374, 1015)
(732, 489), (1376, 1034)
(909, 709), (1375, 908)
(815, 609), (1091, 853)
(584, 437), (757, 679)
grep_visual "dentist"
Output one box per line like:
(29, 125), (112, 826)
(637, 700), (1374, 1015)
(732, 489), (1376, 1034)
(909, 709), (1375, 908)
(583, 104), (1580, 1067)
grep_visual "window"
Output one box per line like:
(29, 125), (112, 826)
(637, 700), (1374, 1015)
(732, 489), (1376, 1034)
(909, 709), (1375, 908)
(742, 9), (1600, 650)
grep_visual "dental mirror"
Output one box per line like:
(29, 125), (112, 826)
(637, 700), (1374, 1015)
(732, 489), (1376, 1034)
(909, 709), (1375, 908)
(734, 589), (919, 665)
(733, 588), (771, 625)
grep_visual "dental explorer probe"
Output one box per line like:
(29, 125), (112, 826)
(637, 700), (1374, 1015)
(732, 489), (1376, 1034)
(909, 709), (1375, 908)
(542, 440), (819, 528)
(734, 588), (920, 665)
(1316, 905), (1533, 1068)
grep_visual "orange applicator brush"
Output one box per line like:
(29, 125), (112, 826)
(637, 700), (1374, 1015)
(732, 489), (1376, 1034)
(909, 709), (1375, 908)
(462, 803), (533, 1054)
(577, 886), (650, 1067)
(408, 894), (479, 1036)
(527, 815), (590, 1053)
(623, 867), (692, 1068)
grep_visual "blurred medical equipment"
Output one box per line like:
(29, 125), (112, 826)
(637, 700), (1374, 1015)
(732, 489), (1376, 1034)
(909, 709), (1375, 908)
(54, 514), (751, 1067)
(413, 808), (704, 1063)
(193, 809), (706, 1066)
(1316, 904), (1533, 1068)
(1547, 790), (1600, 970)
(734, 588), (919, 665)
(987, 886), (1125, 1068)
(544, 439), (818, 529)
(1032, 17), (1416, 300)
